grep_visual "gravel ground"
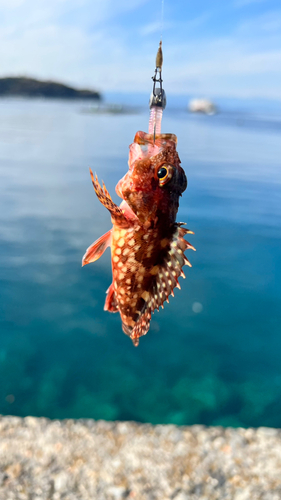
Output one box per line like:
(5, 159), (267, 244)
(1, 416), (281, 500)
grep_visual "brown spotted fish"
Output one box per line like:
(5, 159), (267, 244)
(82, 130), (195, 346)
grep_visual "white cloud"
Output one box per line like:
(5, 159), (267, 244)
(140, 13), (210, 37)
(0, 0), (149, 30)
(0, 1), (281, 100)
(237, 10), (281, 34)
(0, 0), (149, 89)
(140, 21), (167, 36)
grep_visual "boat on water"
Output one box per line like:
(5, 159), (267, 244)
(188, 98), (217, 115)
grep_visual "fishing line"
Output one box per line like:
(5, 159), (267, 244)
(160, 0), (164, 41)
(148, 0), (166, 137)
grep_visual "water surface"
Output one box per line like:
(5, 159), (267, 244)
(0, 98), (281, 427)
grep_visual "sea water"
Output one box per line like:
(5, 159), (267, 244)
(0, 98), (281, 427)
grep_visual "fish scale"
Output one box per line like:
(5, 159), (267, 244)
(82, 131), (195, 346)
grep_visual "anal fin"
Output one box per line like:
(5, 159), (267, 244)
(82, 229), (112, 266)
(104, 283), (118, 312)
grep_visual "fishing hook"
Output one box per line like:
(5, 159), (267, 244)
(149, 41), (166, 142)
(149, 41), (166, 110)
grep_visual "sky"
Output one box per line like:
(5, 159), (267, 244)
(0, 0), (281, 100)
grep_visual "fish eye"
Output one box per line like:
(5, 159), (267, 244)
(157, 164), (174, 186)
(157, 166), (168, 180)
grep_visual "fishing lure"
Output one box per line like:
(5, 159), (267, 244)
(82, 42), (195, 346)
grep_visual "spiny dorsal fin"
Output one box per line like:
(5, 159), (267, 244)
(150, 223), (195, 312)
(126, 223), (195, 345)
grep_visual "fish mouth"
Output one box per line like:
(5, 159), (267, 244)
(134, 131), (177, 147)
(127, 131), (178, 167)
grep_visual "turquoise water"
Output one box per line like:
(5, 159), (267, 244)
(0, 98), (281, 427)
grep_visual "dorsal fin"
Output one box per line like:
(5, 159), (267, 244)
(150, 224), (195, 312)
(125, 223), (195, 346)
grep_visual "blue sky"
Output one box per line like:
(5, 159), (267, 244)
(0, 0), (281, 99)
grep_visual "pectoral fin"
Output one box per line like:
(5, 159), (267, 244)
(82, 229), (112, 266)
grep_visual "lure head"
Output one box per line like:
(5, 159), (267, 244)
(116, 131), (187, 225)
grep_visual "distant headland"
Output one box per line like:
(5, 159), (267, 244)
(0, 77), (101, 100)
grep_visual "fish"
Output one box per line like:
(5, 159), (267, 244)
(82, 130), (195, 346)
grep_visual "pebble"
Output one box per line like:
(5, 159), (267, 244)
(106, 486), (128, 499)
(0, 416), (281, 499)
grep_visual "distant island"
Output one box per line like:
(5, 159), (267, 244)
(0, 77), (101, 100)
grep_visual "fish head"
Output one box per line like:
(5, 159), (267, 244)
(116, 131), (187, 225)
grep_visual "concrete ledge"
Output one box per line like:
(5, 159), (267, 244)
(1, 415), (281, 499)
